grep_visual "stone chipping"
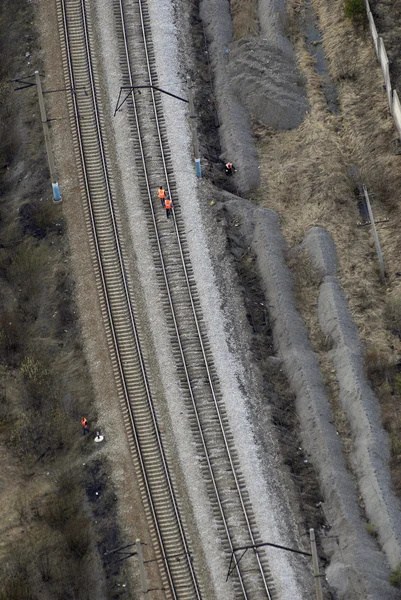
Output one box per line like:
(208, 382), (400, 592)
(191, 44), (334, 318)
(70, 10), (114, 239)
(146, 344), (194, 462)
(217, 190), (399, 599)
(228, 37), (308, 130)
(319, 275), (401, 569)
(302, 226), (338, 278)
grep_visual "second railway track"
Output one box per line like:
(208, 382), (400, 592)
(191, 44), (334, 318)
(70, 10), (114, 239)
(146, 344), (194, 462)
(56, 0), (277, 597)
(56, 1), (201, 598)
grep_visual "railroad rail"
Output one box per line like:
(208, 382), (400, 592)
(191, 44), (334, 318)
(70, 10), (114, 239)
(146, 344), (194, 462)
(115, 0), (276, 597)
(56, 0), (201, 598)
(56, 0), (277, 596)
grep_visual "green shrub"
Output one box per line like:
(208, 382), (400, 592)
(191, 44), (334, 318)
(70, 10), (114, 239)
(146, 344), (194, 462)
(390, 563), (401, 588)
(366, 521), (378, 538)
(344, 0), (365, 20)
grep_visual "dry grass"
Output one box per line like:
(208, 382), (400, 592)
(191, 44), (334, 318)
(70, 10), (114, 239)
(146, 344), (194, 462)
(0, 2), (123, 597)
(231, 0), (259, 40)
(254, 0), (401, 497)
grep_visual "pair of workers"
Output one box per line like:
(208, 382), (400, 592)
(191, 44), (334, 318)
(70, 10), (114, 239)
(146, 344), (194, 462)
(158, 187), (172, 219)
(158, 161), (234, 218)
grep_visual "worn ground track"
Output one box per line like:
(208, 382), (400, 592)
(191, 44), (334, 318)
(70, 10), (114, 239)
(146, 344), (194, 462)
(56, 0), (276, 597)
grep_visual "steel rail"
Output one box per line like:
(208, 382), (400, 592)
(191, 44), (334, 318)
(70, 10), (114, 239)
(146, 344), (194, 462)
(58, 0), (201, 597)
(118, 0), (273, 597)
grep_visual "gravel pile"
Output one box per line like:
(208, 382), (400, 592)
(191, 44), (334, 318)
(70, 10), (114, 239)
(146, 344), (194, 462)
(228, 38), (308, 130)
(200, 0), (260, 193)
(303, 224), (401, 569)
(319, 276), (401, 569)
(218, 192), (399, 599)
(302, 226), (338, 277)
(258, 0), (295, 58)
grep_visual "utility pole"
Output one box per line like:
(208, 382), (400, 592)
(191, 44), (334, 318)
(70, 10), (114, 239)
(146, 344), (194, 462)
(186, 75), (202, 178)
(363, 184), (385, 281)
(35, 71), (62, 203)
(310, 529), (324, 600)
(136, 539), (148, 595)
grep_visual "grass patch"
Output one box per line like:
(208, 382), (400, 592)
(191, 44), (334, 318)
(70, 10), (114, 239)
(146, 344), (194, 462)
(390, 563), (401, 588)
(385, 295), (401, 338)
(366, 521), (378, 538)
(344, 0), (366, 22)
(231, 0), (260, 40)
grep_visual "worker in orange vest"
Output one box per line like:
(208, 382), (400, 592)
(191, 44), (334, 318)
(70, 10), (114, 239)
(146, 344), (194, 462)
(158, 186), (167, 207)
(81, 416), (89, 436)
(165, 196), (172, 219)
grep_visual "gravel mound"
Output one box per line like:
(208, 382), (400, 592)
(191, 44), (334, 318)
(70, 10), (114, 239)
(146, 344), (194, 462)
(228, 37), (308, 130)
(215, 190), (398, 599)
(258, 0), (294, 58)
(200, 0), (260, 193)
(319, 276), (401, 569)
(302, 226), (338, 277)
(199, 0), (308, 192)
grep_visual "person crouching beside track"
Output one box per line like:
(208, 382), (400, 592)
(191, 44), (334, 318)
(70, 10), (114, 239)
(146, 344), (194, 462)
(225, 161), (235, 176)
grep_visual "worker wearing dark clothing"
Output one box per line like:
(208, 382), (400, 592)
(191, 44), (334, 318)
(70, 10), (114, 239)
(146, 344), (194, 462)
(81, 417), (89, 436)
(225, 162), (234, 175)
(158, 186), (167, 207)
(165, 197), (172, 219)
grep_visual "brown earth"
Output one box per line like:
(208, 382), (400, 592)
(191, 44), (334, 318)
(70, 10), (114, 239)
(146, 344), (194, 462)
(0, 1), (130, 598)
(4, 0), (401, 597)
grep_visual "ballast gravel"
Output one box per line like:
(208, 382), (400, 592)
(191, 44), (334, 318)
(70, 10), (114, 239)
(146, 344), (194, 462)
(92, 0), (311, 597)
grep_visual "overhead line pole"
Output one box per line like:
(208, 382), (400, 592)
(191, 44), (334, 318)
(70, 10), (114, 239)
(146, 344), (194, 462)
(35, 71), (62, 203)
(187, 75), (202, 178)
(114, 78), (202, 178)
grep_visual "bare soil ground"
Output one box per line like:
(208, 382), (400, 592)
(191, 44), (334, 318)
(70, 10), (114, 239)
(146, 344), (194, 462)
(0, 2), (125, 598)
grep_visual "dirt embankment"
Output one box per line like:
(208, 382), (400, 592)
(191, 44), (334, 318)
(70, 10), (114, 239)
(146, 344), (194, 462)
(197, 0), (401, 596)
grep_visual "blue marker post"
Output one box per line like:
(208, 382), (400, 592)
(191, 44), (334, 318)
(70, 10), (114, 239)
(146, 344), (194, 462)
(35, 71), (62, 203)
(187, 75), (202, 179)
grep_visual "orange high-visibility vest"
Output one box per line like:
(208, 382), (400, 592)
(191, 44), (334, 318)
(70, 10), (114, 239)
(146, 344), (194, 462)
(158, 188), (166, 199)
(81, 417), (88, 427)
(165, 198), (172, 209)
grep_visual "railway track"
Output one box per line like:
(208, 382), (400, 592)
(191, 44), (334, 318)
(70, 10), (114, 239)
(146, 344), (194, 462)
(56, 0), (277, 597)
(115, 0), (275, 598)
(56, 1), (201, 598)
